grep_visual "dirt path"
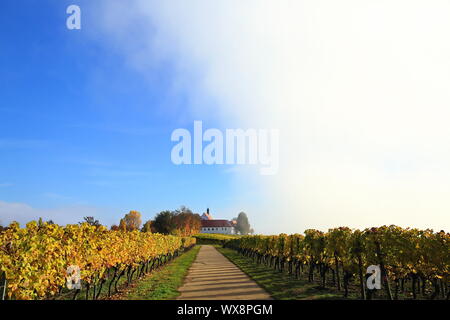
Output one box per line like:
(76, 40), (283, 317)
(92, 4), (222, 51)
(177, 245), (271, 300)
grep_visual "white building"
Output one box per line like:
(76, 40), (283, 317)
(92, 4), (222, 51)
(201, 220), (235, 234)
(200, 208), (236, 234)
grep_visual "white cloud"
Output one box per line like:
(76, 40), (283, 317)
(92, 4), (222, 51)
(93, 0), (450, 233)
(0, 183), (13, 188)
(0, 200), (111, 227)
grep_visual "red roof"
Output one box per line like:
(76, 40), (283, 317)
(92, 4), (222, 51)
(201, 220), (233, 228)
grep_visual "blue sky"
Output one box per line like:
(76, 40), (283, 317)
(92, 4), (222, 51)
(1, 1), (449, 233)
(0, 1), (246, 227)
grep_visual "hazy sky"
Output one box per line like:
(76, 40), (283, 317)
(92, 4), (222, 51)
(1, 1), (449, 233)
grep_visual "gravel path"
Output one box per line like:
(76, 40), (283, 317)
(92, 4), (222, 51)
(177, 245), (271, 300)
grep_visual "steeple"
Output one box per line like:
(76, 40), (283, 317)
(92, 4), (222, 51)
(201, 208), (213, 220)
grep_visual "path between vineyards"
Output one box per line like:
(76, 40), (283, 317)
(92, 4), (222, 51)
(177, 245), (272, 300)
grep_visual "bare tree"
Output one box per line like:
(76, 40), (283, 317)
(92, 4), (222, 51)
(80, 216), (101, 227)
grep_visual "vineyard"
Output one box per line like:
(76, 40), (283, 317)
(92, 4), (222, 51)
(0, 221), (196, 300)
(224, 226), (449, 300)
(194, 233), (240, 245)
(1, 222), (448, 301)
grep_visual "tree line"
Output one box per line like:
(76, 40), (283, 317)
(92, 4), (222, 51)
(108, 206), (201, 236)
(0, 208), (254, 235)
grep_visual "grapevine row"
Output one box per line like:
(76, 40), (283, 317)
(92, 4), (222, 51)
(224, 225), (449, 299)
(0, 221), (196, 300)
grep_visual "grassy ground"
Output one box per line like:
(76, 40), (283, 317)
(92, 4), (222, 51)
(116, 245), (201, 300)
(217, 247), (439, 300)
(217, 246), (347, 300)
(57, 246), (200, 300)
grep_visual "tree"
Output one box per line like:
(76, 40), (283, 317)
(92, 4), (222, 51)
(152, 207), (201, 235)
(110, 224), (119, 231)
(153, 210), (176, 234)
(235, 212), (251, 235)
(141, 220), (153, 233)
(81, 216), (101, 227)
(38, 218), (55, 226)
(119, 219), (127, 231)
(172, 207), (201, 236)
(119, 210), (142, 231)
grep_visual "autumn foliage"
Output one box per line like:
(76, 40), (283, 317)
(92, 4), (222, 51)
(0, 221), (195, 300)
(225, 225), (449, 300)
(153, 207), (201, 236)
(119, 210), (142, 231)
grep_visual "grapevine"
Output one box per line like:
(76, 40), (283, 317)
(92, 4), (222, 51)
(224, 225), (449, 300)
(0, 221), (196, 300)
